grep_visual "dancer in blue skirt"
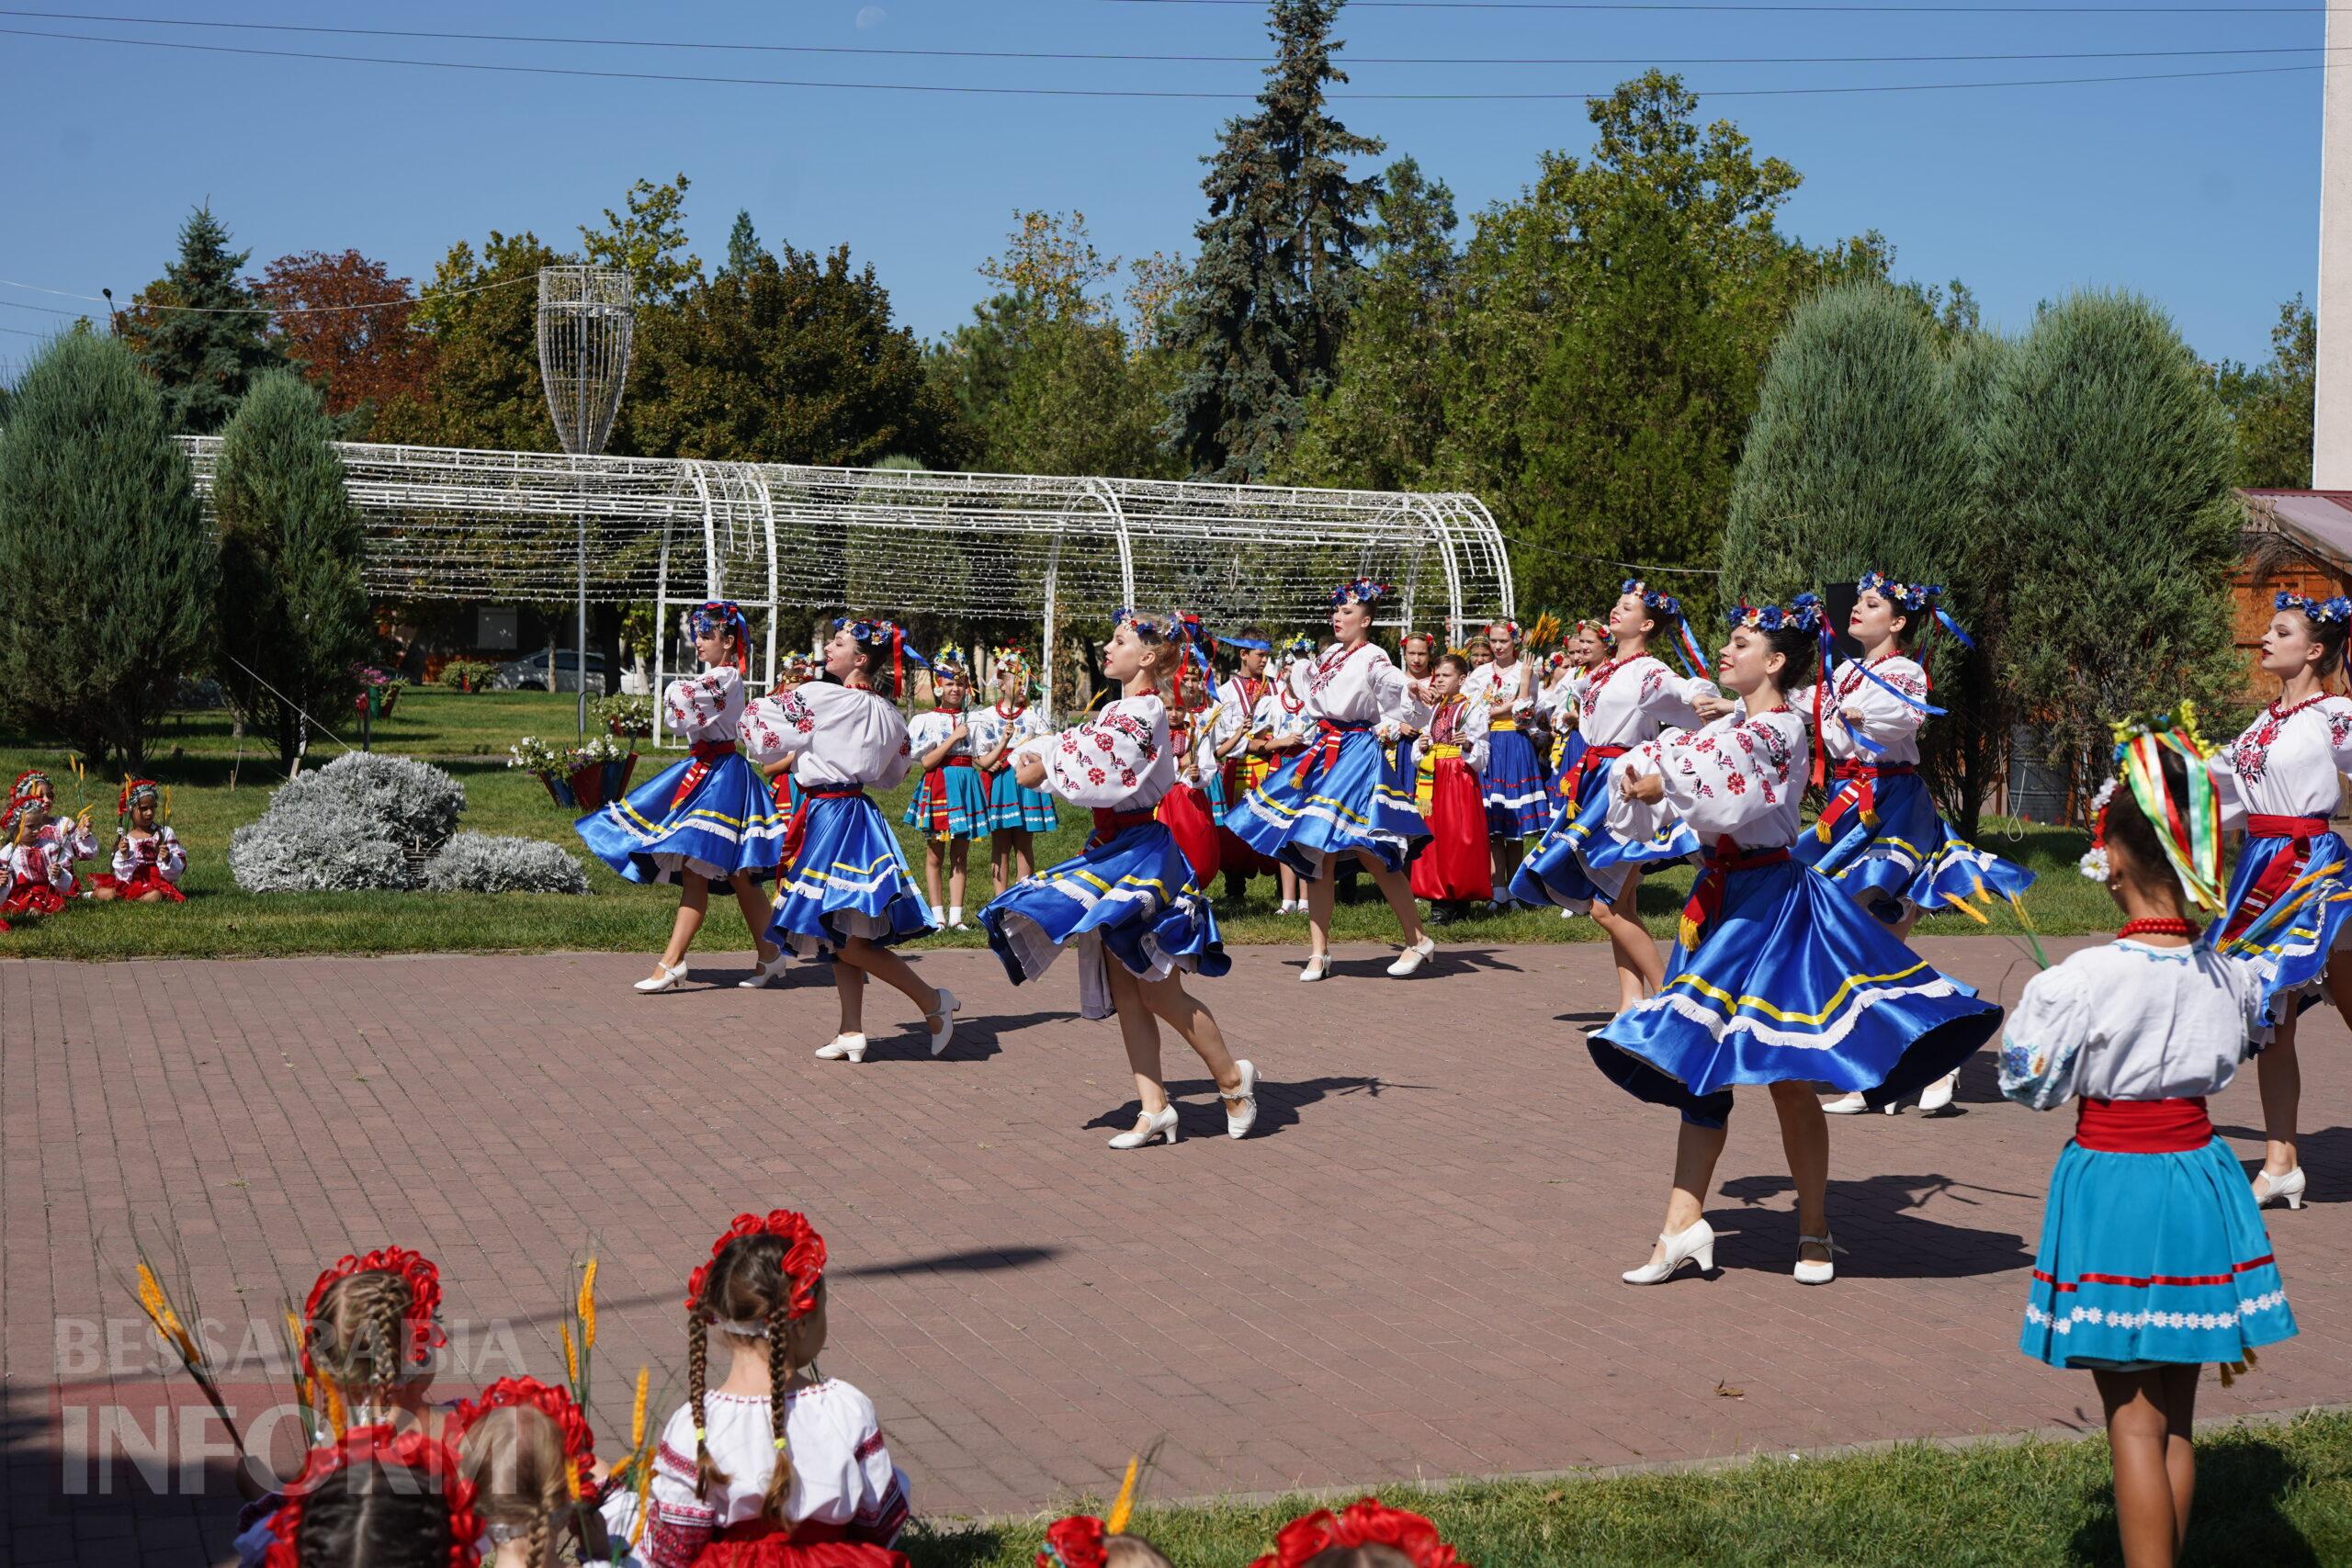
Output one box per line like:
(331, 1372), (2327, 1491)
(981, 608), (1258, 1150)
(1225, 581), (1435, 982)
(741, 617), (959, 1064)
(2211, 592), (2352, 1213)
(1460, 619), (1548, 899)
(2004, 717), (2293, 1568)
(576, 601), (790, 995)
(1798, 573), (2036, 1116)
(1513, 581), (1720, 1013)
(1593, 596), (2002, 1286)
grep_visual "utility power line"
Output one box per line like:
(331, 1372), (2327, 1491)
(0, 24), (2331, 101)
(1103, 0), (2324, 11)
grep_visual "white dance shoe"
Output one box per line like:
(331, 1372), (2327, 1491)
(737, 951), (789, 988)
(1917, 1070), (1959, 1114)
(1109, 1105), (1181, 1149)
(926, 987), (962, 1056)
(1622, 1219), (1716, 1284)
(814, 1032), (867, 1063)
(1795, 1230), (1842, 1286)
(633, 961), (689, 994)
(1298, 955), (1330, 982)
(2253, 1167), (2308, 1211)
(1221, 1059), (1259, 1140)
(1821, 1090), (1883, 1115)
(1385, 937), (1437, 977)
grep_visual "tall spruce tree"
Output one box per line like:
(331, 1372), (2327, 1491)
(1162, 0), (1383, 480)
(0, 334), (215, 762)
(726, 210), (763, 276)
(133, 204), (283, 434)
(1990, 290), (2243, 793)
(213, 372), (374, 771)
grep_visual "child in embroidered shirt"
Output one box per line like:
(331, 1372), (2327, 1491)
(904, 657), (984, 931)
(607, 1211), (910, 1567)
(100, 778), (185, 903)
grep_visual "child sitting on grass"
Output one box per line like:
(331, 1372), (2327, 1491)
(96, 778), (185, 903)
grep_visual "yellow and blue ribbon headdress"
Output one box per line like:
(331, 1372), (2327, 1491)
(2083, 705), (2223, 913)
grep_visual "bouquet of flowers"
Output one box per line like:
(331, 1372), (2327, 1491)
(593, 693), (654, 738)
(510, 736), (639, 811)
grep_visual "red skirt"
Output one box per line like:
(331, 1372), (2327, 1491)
(1157, 784), (1222, 888)
(694, 1519), (909, 1568)
(1410, 758), (1492, 902)
(0, 883), (67, 917)
(1216, 760), (1276, 879)
(91, 868), (186, 902)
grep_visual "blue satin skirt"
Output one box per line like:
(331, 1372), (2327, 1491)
(767, 794), (936, 956)
(576, 750), (786, 886)
(1510, 759), (1696, 914)
(1797, 772), (2036, 922)
(982, 820), (1229, 1020)
(1224, 728), (1425, 877)
(2214, 828), (2352, 1030)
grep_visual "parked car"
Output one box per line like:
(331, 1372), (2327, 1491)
(492, 649), (608, 693)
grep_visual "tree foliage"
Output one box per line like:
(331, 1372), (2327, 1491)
(0, 333), (215, 762)
(249, 249), (435, 434)
(372, 230), (566, 452)
(128, 204), (285, 434)
(1162, 0), (1384, 480)
(2213, 296), (2315, 490)
(1990, 290), (2244, 787)
(580, 173), (704, 304)
(725, 209), (763, 278)
(213, 371), (375, 770)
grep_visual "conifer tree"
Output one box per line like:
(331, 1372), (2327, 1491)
(213, 371), (374, 770)
(1162, 0), (1383, 480)
(131, 204), (283, 434)
(726, 210), (763, 276)
(0, 333), (215, 762)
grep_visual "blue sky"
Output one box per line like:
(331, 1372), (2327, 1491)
(0, 0), (2325, 382)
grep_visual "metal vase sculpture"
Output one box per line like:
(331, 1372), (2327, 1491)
(536, 265), (634, 738)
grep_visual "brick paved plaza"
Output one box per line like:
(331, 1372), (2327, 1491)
(4, 937), (2346, 1563)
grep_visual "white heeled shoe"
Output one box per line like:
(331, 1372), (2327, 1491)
(1385, 937), (1437, 977)
(925, 987), (961, 1056)
(1221, 1059), (1259, 1140)
(1109, 1105), (1181, 1149)
(736, 951), (789, 988)
(1794, 1231), (1843, 1286)
(814, 1032), (867, 1063)
(633, 961), (689, 994)
(1298, 955), (1330, 983)
(1917, 1070), (1959, 1114)
(2253, 1167), (2307, 1211)
(1622, 1219), (1716, 1284)
(1821, 1091), (1872, 1115)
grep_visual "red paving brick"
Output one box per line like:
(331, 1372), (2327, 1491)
(4, 936), (2349, 1562)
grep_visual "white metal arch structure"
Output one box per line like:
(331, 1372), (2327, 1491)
(176, 439), (1513, 735)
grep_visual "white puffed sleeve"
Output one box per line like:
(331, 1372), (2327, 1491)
(1997, 967), (2095, 1111)
(838, 1387), (912, 1547)
(663, 665), (745, 740)
(2209, 752), (2247, 834)
(1208, 698), (1249, 761)
(611, 1404), (712, 1568)
(1367, 654), (1414, 726)
(112, 837), (138, 882)
(740, 684), (820, 764)
(157, 828), (185, 884)
(1837, 659), (1929, 751)
(1608, 715), (1803, 844)
(1458, 698), (1492, 776)
(59, 820), (98, 860)
(1034, 700), (1170, 808)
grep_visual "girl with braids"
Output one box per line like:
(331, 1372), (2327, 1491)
(579, 602), (790, 995)
(609, 1211), (911, 1567)
(971, 646), (1057, 896)
(2006, 718), (2295, 1568)
(981, 608), (1257, 1149)
(1792, 575), (2035, 1117)
(1513, 582), (1724, 1012)
(2209, 592), (2352, 1212)
(1225, 581), (1437, 982)
(261, 1427), (481, 1568)
(92, 778), (185, 903)
(743, 617), (957, 1065)
(1592, 600), (2001, 1287)
(451, 1378), (602, 1567)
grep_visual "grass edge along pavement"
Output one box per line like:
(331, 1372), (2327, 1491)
(1, 687), (2110, 960)
(892, 1407), (2352, 1566)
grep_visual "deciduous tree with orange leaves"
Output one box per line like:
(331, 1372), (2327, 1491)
(250, 249), (435, 433)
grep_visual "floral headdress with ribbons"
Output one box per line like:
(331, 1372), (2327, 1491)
(1276, 633), (1317, 662)
(992, 644), (1035, 692)
(684, 1210), (828, 1319)
(447, 1376), (599, 1506)
(3, 795), (37, 843)
(832, 616), (931, 694)
(775, 652), (819, 687)
(1329, 579), (1389, 607)
(2277, 590), (2352, 626)
(1484, 618), (1522, 645)
(263, 1425), (481, 1568)
(1567, 615), (1611, 644)
(118, 778), (161, 825)
(1856, 571), (1976, 672)
(301, 1247), (447, 1378)
(930, 642), (971, 692)
(1396, 630), (1438, 654)
(1622, 579), (1711, 681)
(1725, 594), (1829, 783)
(687, 602), (752, 672)
(11, 768), (51, 802)
(2075, 705), (2223, 911)
(1249, 1498), (1467, 1568)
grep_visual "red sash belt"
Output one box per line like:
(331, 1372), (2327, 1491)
(2245, 814), (2331, 842)
(2075, 1096), (2212, 1154)
(781, 784), (868, 868)
(1090, 807), (1159, 847)
(670, 739), (741, 808)
(1289, 719), (1369, 786)
(2223, 817), (2337, 941)
(1816, 759), (1916, 836)
(1679, 836), (1792, 951)
(1558, 743), (1629, 806)
(920, 755), (976, 835)
(710, 1517), (854, 1545)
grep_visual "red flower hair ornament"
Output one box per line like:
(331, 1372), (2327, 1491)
(447, 1376), (599, 1502)
(301, 1247), (447, 1378)
(1038, 1514), (1109, 1568)
(683, 1210), (828, 1318)
(1250, 1498), (1466, 1568)
(263, 1425), (481, 1568)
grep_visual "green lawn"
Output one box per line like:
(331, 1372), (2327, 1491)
(899, 1410), (2352, 1566)
(4, 687), (2109, 961)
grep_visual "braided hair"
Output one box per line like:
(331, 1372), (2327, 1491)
(455, 1404), (569, 1568)
(309, 1271), (416, 1425)
(688, 1233), (829, 1525)
(288, 1458), (457, 1568)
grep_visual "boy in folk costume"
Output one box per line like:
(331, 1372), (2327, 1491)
(1400, 650), (1492, 913)
(1212, 627), (1280, 903)
(902, 648), (987, 931)
(95, 778), (186, 903)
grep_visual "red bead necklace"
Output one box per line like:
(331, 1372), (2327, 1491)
(2116, 917), (2199, 942)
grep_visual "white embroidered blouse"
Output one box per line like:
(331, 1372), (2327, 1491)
(905, 708), (974, 764)
(1556, 655), (1721, 749)
(1607, 708), (1810, 852)
(1461, 659), (1537, 725)
(1996, 942), (2260, 1110)
(1291, 641), (1414, 728)
(2211, 693), (2352, 826)
(111, 828), (185, 886)
(967, 702), (1049, 769)
(741, 682), (916, 790)
(664, 666), (746, 743)
(1788, 653), (1930, 766)
(1012, 694), (1174, 811)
